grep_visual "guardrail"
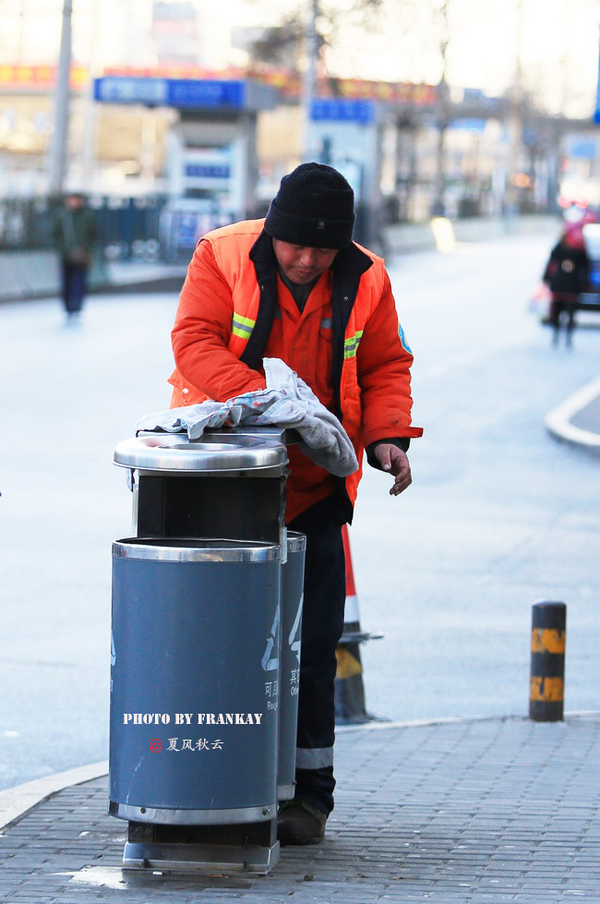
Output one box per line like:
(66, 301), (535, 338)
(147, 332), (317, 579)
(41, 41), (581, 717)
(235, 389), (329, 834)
(0, 195), (169, 261)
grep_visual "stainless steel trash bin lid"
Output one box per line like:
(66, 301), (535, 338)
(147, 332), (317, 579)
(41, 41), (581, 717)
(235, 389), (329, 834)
(113, 432), (288, 475)
(112, 537), (281, 563)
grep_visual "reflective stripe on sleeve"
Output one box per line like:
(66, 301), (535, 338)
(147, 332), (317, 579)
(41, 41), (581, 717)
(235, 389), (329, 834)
(343, 330), (364, 359)
(231, 312), (256, 339)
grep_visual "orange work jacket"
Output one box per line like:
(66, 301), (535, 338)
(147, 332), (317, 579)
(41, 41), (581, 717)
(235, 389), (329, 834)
(169, 219), (422, 522)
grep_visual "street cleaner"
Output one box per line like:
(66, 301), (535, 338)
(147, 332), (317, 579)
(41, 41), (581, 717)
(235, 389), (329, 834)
(166, 162), (423, 845)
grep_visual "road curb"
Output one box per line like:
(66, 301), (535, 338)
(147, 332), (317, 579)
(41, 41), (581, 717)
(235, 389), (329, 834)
(336, 709), (600, 733)
(0, 760), (108, 832)
(545, 375), (600, 452)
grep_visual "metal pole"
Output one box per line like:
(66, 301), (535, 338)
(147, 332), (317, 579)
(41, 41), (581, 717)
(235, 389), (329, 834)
(431, 0), (449, 216)
(81, 0), (102, 189)
(529, 601), (566, 722)
(18, 0), (26, 62)
(505, 0), (524, 219)
(48, 0), (73, 195)
(302, 0), (318, 161)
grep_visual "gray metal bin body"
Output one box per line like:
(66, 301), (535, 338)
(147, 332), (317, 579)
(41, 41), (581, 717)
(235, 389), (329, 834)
(278, 532), (306, 801)
(110, 538), (281, 825)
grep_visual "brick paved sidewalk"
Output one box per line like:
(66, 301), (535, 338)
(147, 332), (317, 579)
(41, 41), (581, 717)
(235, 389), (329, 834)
(1, 714), (600, 903)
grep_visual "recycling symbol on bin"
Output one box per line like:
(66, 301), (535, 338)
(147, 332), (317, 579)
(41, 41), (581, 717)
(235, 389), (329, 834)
(289, 594), (303, 663)
(261, 606), (280, 672)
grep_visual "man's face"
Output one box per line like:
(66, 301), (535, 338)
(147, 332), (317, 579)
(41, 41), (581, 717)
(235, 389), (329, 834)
(272, 239), (337, 285)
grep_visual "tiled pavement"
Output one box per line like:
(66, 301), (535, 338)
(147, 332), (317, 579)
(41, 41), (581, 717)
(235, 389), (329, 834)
(2, 714), (600, 903)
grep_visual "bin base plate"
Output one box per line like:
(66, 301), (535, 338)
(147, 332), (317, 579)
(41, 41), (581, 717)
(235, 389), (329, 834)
(122, 839), (280, 875)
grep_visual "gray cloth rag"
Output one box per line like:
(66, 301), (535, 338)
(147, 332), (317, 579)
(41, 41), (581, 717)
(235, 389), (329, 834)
(136, 357), (359, 477)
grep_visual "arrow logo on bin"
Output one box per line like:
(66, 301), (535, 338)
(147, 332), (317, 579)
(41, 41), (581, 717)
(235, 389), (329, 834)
(262, 605), (280, 672)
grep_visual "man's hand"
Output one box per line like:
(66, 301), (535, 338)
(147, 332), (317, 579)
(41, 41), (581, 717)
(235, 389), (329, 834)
(373, 443), (412, 496)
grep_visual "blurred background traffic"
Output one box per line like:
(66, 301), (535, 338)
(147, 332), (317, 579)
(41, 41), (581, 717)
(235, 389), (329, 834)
(2, 0), (600, 274)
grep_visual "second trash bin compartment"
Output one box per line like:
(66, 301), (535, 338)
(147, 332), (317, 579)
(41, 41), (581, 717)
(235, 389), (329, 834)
(278, 532), (306, 801)
(110, 537), (281, 825)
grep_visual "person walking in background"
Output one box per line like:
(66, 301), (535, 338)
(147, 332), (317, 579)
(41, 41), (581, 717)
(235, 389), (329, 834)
(542, 223), (590, 348)
(51, 192), (97, 322)
(168, 162), (422, 845)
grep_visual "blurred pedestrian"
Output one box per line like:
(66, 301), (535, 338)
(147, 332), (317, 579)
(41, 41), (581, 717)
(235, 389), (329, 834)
(51, 192), (97, 321)
(542, 224), (590, 347)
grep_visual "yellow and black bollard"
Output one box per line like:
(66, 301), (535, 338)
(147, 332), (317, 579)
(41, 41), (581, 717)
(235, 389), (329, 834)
(529, 601), (566, 722)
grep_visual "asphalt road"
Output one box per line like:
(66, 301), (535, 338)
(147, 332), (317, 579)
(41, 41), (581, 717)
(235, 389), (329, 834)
(356, 231), (600, 723)
(1, 227), (599, 791)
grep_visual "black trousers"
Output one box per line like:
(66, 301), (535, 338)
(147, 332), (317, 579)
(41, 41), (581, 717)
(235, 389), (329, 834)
(549, 292), (577, 338)
(61, 262), (88, 314)
(287, 494), (347, 815)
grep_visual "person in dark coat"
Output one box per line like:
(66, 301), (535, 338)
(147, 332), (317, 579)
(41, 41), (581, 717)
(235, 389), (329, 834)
(51, 192), (97, 321)
(542, 224), (590, 347)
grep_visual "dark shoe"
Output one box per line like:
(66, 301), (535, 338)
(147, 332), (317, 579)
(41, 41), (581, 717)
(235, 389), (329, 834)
(277, 798), (327, 846)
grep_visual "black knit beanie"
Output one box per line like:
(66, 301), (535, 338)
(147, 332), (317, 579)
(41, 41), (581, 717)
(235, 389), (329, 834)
(264, 162), (355, 249)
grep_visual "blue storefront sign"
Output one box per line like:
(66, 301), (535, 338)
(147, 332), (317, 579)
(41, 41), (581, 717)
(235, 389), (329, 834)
(168, 79), (245, 109)
(310, 98), (375, 124)
(184, 163), (231, 179)
(94, 76), (169, 106)
(94, 77), (247, 110)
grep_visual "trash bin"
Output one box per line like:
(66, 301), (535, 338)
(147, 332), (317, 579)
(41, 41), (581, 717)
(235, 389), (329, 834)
(278, 532), (306, 801)
(110, 428), (295, 873)
(110, 537), (281, 824)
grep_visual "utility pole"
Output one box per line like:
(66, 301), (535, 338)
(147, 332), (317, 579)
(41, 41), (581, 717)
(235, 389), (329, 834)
(18, 0), (26, 62)
(431, 0), (449, 217)
(505, 0), (524, 219)
(302, 0), (319, 161)
(81, 0), (102, 189)
(48, 0), (73, 196)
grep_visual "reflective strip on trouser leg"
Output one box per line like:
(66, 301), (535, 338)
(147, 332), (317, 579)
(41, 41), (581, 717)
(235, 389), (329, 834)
(296, 746), (334, 770)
